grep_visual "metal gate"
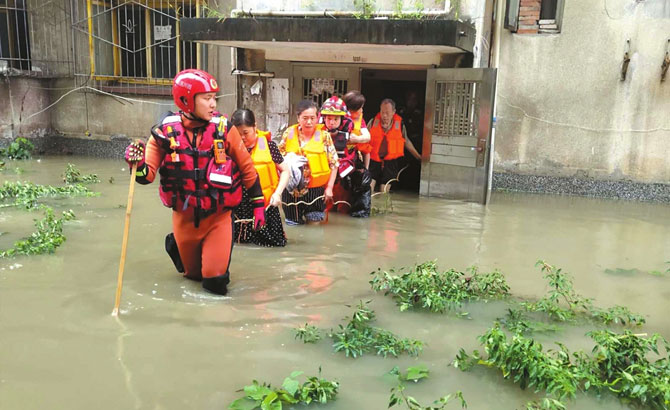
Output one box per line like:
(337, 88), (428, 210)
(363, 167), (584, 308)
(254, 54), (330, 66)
(421, 68), (497, 204)
(290, 64), (360, 119)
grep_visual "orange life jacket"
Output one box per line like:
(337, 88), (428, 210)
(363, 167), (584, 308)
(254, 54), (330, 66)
(351, 115), (371, 154)
(369, 113), (404, 162)
(251, 130), (279, 205)
(284, 124), (331, 188)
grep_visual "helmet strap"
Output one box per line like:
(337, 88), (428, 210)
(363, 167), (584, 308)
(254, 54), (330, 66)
(183, 111), (207, 124)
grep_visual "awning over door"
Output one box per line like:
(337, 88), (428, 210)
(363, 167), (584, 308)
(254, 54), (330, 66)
(180, 17), (475, 63)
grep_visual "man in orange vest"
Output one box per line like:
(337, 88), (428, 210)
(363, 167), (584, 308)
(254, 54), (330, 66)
(368, 98), (421, 193)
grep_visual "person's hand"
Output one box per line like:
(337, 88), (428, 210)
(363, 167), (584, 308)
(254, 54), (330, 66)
(252, 198), (266, 230)
(324, 186), (334, 203)
(124, 140), (145, 168)
(269, 192), (282, 207)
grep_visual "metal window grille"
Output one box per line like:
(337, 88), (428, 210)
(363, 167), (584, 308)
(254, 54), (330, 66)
(0, 0), (73, 77)
(433, 81), (479, 137)
(302, 78), (348, 108)
(72, 0), (205, 94)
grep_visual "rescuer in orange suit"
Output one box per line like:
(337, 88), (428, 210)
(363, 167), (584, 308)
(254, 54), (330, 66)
(124, 69), (265, 295)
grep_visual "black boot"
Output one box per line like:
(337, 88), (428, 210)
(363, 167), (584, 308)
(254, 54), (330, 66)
(202, 273), (230, 295)
(165, 233), (185, 273)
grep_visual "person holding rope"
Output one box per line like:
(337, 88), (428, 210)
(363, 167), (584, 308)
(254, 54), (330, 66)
(368, 98), (421, 193)
(231, 109), (288, 247)
(320, 95), (372, 218)
(123, 69), (265, 296)
(278, 100), (339, 225)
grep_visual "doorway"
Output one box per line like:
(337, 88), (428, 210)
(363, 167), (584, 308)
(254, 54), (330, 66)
(360, 69), (427, 193)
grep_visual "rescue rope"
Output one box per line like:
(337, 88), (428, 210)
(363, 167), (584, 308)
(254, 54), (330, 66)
(233, 162), (410, 225)
(371, 164), (410, 197)
(233, 198), (353, 224)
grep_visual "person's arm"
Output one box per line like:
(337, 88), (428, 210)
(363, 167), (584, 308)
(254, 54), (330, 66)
(268, 141), (289, 207)
(323, 133), (339, 202)
(348, 127), (370, 144)
(227, 126), (263, 195)
(363, 152), (370, 169)
(402, 124), (421, 160)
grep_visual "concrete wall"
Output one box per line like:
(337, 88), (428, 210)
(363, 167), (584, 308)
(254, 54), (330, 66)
(0, 77), (52, 140)
(495, 0), (670, 183)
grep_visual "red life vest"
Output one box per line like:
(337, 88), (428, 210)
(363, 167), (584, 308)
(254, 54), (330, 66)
(369, 113), (405, 162)
(152, 113), (242, 226)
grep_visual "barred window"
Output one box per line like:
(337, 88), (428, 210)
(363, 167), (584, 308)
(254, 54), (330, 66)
(82, 0), (204, 89)
(0, 0), (31, 71)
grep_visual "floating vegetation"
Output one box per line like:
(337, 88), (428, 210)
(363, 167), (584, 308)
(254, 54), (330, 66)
(329, 301), (424, 358)
(518, 261), (645, 327)
(295, 301), (423, 358)
(388, 365), (467, 409)
(0, 137), (34, 160)
(370, 261), (510, 314)
(228, 369), (338, 410)
(294, 323), (322, 344)
(454, 323), (670, 409)
(0, 181), (97, 210)
(63, 163), (100, 184)
(0, 208), (76, 258)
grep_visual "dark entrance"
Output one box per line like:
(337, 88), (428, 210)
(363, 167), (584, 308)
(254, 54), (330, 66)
(360, 69), (427, 193)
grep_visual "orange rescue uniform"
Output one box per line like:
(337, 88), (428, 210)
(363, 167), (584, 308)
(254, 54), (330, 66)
(141, 115), (260, 282)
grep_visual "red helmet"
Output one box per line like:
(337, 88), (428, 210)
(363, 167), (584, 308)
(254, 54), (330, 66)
(172, 69), (219, 113)
(320, 96), (348, 116)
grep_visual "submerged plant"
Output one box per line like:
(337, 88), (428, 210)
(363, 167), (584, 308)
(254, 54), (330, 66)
(228, 369), (338, 410)
(0, 208), (76, 258)
(0, 181), (97, 210)
(519, 261), (645, 327)
(63, 163), (100, 184)
(454, 323), (670, 409)
(294, 323), (322, 344)
(499, 308), (560, 335)
(0, 137), (34, 160)
(388, 365), (466, 409)
(370, 261), (509, 314)
(329, 301), (424, 358)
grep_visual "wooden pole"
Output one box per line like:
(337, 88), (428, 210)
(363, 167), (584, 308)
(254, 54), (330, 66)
(112, 162), (138, 316)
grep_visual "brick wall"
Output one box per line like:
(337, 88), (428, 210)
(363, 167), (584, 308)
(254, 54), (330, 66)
(518, 0), (541, 34)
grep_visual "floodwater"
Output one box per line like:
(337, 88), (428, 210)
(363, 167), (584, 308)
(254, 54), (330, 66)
(1, 156), (669, 410)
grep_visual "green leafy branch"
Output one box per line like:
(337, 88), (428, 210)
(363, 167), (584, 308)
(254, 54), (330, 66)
(0, 181), (97, 210)
(370, 261), (510, 314)
(294, 301), (423, 358)
(388, 365), (467, 409)
(0, 208), (76, 258)
(518, 261), (645, 328)
(63, 163), (100, 184)
(228, 369), (338, 410)
(454, 323), (670, 409)
(0, 137), (34, 160)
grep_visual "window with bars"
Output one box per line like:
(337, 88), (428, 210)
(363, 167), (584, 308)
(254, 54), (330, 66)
(84, 0), (204, 86)
(433, 81), (479, 138)
(0, 0), (31, 71)
(302, 78), (348, 108)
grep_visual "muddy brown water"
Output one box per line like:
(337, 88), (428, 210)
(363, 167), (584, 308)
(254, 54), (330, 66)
(1, 156), (669, 410)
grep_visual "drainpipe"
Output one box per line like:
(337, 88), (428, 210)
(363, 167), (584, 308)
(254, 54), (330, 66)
(486, 0), (505, 204)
